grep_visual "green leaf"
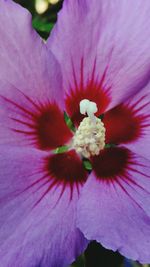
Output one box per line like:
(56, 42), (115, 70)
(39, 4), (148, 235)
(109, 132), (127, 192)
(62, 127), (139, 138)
(99, 114), (104, 120)
(32, 16), (54, 33)
(105, 143), (116, 149)
(64, 112), (76, 132)
(54, 146), (68, 154)
(83, 159), (92, 171)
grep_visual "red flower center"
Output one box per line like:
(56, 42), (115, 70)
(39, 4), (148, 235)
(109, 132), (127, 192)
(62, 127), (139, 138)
(45, 150), (88, 196)
(92, 147), (130, 181)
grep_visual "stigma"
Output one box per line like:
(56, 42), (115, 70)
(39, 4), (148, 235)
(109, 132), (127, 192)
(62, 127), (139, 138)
(72, 99), (106, 158)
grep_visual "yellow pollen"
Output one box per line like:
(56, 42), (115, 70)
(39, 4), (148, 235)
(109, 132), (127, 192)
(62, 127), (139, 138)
(72, 100), (106, 158)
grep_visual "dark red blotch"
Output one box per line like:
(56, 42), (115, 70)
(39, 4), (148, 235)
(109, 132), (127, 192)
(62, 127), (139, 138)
(103, 104), (143, 144)
(46, 150), (88, 187)
(35, 102), (72, 150)
(92, 147), (130, 180)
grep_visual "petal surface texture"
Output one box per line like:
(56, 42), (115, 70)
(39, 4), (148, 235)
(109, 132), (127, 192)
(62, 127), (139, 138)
(0, 1), (88, 266)
(48, 0), (150, 115)
(0, 95), (73, 149)
(0, 146), (88, 267)
(123, 85), (150, 159)
(77, 147), (150, 263)
(0, 0), (70, 147)
(103, 84), (150, 160)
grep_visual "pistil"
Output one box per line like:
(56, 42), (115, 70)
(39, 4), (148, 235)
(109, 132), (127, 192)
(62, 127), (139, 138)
(72, 99), (106, 158)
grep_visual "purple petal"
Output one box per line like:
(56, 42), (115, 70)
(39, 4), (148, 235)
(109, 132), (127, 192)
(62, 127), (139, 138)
(0, 0), (65, 146)
(48, 0), (150, 110)
(0, 98), (73, 149)
(77, 150), (150, 263)
(123, 84), (150, 160)
(0, 0), (63, 104)
(0, 146), (88, 267)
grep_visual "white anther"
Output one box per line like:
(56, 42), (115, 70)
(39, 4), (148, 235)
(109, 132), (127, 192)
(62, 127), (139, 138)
(71, 99), (106, 158)
(72, 117), (106, 158)
(80, 99), (98, 123)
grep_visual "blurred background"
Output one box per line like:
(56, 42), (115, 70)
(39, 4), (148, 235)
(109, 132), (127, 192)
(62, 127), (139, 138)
(12, 1), (150, 266)
(14, 0), (63, 39)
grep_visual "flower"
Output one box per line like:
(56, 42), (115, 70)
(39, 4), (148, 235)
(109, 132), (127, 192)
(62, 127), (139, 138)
(0, 0), (150, 267)
(48, 0), (150, 263)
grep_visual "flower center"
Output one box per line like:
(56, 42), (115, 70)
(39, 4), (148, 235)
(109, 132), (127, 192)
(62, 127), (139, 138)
(72, 99), (106, 158)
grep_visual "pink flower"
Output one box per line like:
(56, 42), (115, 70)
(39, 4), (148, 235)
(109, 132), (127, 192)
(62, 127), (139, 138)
(0, 0), (150, 266)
